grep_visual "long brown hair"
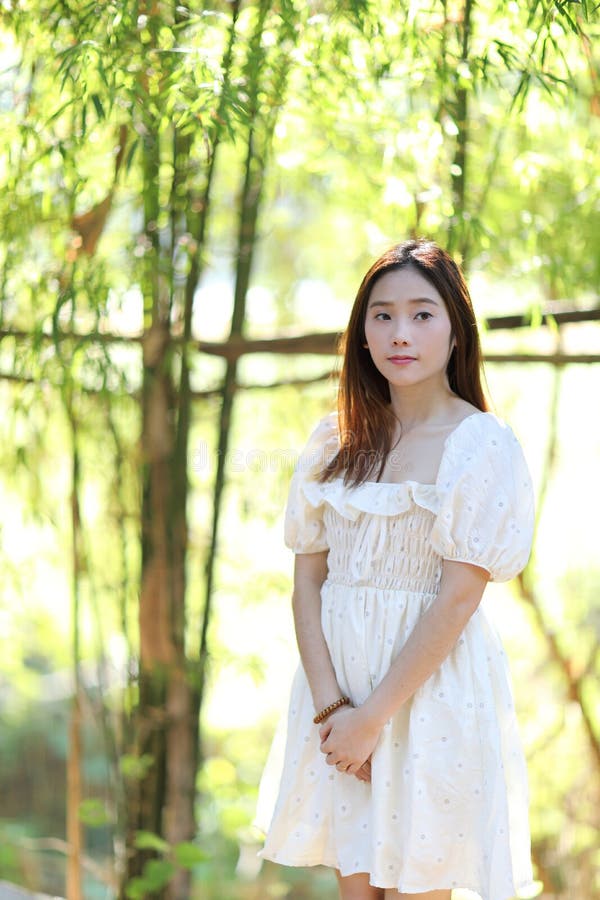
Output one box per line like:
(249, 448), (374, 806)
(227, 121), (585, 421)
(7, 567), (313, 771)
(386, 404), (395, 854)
(319, 239), (488, 486)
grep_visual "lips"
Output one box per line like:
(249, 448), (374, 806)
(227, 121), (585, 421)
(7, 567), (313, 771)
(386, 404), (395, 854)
(388, 355), (417, 362)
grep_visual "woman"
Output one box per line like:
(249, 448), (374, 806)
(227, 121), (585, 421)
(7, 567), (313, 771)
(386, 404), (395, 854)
(256, 239), (535, 900)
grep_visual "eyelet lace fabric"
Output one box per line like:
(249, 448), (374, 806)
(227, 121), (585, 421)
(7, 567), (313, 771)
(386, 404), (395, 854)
(255, 412), (536, 900)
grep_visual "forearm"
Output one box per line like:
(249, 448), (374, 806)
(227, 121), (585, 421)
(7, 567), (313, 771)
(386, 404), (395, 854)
(362, 561), (489, 729)
(292, 557), (343, 713)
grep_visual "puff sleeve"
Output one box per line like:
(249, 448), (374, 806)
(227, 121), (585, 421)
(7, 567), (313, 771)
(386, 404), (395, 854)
(283, 413), (338, 554)
(429, 414), (535, 582)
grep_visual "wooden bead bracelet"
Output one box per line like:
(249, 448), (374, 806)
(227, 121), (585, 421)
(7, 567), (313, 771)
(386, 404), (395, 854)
(313, 696), (350, 725)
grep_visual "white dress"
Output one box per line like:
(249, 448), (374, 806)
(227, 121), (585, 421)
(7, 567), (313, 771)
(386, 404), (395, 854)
(256, 411), (536, 900)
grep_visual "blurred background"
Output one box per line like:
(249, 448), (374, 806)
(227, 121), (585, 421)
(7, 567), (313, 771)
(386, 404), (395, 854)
(0, 1), (598, 898)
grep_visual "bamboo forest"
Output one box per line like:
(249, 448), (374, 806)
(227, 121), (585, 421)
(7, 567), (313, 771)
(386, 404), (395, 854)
(0, 1), (598, 898)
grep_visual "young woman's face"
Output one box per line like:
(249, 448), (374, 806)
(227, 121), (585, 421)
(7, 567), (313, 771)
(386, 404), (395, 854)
(363, 266), (455, 390)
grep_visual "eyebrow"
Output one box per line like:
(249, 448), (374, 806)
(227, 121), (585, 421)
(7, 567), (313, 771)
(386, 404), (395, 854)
(367, 297), (440, 308)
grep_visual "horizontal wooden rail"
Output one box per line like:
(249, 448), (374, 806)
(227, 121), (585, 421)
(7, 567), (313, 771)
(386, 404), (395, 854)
(0, 303), (598, 361)
(0, 353), (599, 399)
(483, 353), (600, 364)
(0, 880), (64, 899)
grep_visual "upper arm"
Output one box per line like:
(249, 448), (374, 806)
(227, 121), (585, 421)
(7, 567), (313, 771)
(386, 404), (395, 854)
(293, 550), (329, 593)
(438, 558), (490, 615)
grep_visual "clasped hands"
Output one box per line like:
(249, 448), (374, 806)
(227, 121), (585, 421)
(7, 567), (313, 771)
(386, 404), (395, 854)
(318, 705), (381, 784)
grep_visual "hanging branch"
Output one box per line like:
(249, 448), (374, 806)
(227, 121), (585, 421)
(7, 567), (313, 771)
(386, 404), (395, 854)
(101, 387), (136, 888)
(0, 59), (38, 330)
(198, 0), (273, 721)
(64, 387), (83, 900)
(197, 0), (299, 723)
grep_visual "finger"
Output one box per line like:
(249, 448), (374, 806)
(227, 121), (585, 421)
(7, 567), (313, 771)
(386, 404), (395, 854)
(319, 731), (333, 747)
(318, 721), (333, 741)
(354, 762), (371, 782)
(325, 752), (336, 767)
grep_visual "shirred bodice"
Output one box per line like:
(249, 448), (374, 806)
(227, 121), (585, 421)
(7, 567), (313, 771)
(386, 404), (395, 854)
(323, 501), (441, 594)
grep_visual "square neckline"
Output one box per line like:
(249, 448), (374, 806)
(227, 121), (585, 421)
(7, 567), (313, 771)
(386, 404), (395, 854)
(337, 410), (492, 489)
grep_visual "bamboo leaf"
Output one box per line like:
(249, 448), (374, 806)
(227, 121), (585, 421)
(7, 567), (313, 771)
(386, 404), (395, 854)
(125, 137), (139, 172)
(554, 1), (582, 35)
(91, 93), (105, 120)
(60, 66), (73, 93)
(46, 99), (76, 125)
(96, 58), (110, 89)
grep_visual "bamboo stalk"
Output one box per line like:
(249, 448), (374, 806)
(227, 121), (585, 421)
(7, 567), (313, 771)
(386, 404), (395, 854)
(129, 3), (174, 891)
(447, 0), (473, 263)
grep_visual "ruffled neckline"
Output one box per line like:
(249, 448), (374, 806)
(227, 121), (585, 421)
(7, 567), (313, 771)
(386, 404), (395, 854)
(298, 411), (500, 520)
(302, 476), (440, 520)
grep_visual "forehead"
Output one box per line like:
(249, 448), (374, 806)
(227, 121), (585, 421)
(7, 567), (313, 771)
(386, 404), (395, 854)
(368, 266), (444, 306)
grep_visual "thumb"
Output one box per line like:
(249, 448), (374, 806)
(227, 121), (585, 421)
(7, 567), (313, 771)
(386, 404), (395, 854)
(319, 720), (333, 742)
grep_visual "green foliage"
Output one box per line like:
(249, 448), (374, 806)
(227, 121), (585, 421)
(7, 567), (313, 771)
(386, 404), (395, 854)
(78, 798), (111, 828)
(133, 831), (170, 854)
(0, 0), (599, 897)
(125, 833), (207, 897)
(120, 754), (155, 782)
(0, 821), (27, 885)
(126, 860), (176, 899)
(173, 842), (208, 868)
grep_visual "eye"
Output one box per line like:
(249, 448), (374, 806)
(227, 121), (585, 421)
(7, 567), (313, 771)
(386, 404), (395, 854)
(415, 311), (433, 321)
(373, 311), (391, 320)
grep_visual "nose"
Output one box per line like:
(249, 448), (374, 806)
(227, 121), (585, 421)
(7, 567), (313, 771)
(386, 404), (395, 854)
(392, 321), (410, 345)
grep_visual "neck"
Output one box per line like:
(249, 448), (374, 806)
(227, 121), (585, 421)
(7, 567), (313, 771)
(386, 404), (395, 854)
(388, 379), (456, 430)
